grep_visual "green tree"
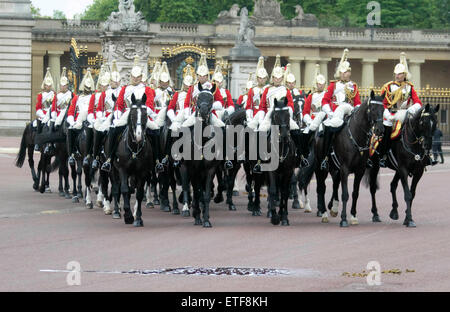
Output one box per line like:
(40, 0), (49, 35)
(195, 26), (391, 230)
(52, 10), (66, 20)
(82, 0), (119, 20)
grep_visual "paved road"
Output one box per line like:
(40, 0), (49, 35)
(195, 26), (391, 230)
(1, 136), (450, 292)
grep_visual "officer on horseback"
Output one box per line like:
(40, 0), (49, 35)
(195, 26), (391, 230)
(245, 56), (269, 130)
(34, 67), (56, 151)
(303, 64), (327, 132)
(378, 52), (435, 167)
(91, 60), (122, 170)
(319, 48), (362, 170)
(101, 55), (157, 173)
(67, 68), (95, 165)
(51, 67), (72, 131)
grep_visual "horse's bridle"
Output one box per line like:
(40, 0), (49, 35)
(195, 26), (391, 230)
(127, 104), (146, 159)
(401, 110), (432, 161)
(272, 106), (292, 163)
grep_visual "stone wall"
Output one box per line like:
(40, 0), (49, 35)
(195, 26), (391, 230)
(0, 0), (34, 133)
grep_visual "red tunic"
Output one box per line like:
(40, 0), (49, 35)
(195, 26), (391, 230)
(258, 87), (294, 114)
(321, 81), (362, 112)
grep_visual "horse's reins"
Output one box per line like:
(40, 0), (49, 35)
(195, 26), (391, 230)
(400, 111), (429, 161)
(272, 106), (292, 163)
(126, 104), (146, 159)
(347, 99), (384, 155)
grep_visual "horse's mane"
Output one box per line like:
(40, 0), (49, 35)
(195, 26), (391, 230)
(228, 109), (246, 126)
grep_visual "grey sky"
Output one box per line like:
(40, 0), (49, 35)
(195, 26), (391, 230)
(31, 0), (94, 19)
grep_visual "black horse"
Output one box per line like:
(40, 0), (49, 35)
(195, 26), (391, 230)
(315, 91), (385, 227)
(114, 93), (153, 227)
(179, 83), (221, 227)
(15, 122), (41, 191)
(266, 97), (297, 226)
(365, 104), (439, 227)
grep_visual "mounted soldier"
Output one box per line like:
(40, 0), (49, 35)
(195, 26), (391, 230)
(378, 52), (433, 167)
(91, 60), (122, 169)
(183, 53), (225, 119)
(34, 67), (56, 151)
(66, 68), (95, 165)
(101, 55), (158, 173)
(245, 56), (269, 130)
(319, 48), (362, 170)
(167, 64), (194, 132)
(303, 64), (327, 132)
(284, 63), (304, 112)
(212, 63), (235, 120)
(237, 72), (254, 109)
(84, 66), (110, 166)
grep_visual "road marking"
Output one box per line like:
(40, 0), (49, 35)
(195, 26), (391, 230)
(0, 147), (19, 154)
(40, 210), (60, 214)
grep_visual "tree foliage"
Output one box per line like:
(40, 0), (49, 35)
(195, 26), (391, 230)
(76, 0), (449, 29)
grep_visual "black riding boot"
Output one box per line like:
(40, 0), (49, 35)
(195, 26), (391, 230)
(34, 119), (42, 151)
(223, 127), (233, 170)
(147, 129), (163, 173)
(291, 129), (309, 167)
(320, 126), (333, 171)
(101, 126), (123, 172)
(378, 126), (392, 168)
(83, 127), (94, 166)
(67, 128), (76, 166)
(91, 129), (102, 170)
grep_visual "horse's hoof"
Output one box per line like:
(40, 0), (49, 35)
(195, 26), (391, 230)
(161, 204), (171, 212)
(228, 204), (236, 211)
(247, 202), (254, 212)
(133, 219), (144, 227)
(86, 203), (93, 209)
(33, 183), (39, 191)
(59, 191), (65, 197)
(146, 202), (154, 209)
(267, 210), (272, 218)
(181, 210), (190, 217)
(112, 212), (121, 219)
(233, 190), (239, 196)
(292, 199), (300, 209)
(340, 220), (349, 227)
(172, 208), (180, 215)
(124, 215), (134, 224)
(252, 209), (262, 216)
(304, 205), (312, 213)
(96, 201), (103, 208)
(39, 186), (45, 194)
(406, 220), (416, 228)
(317, 210), (323, 217)
(321, 217), (329, 223)
(390, 210), (399, 220)
(350, 216), (359, 225)
(271, 212), (281, 225)
(72, 196), (79, 203)
(330, 210), (338, 218)
(65, 193), (71, 199)
(214, 193), (224, 204)
(77, 192), (83, 199)
(281, 219), (290, 226)
(203, 221), (212, 228)
(104, 208), (112, 215)
(153, 199), (160, 206)
(194, 218), (202, 225)
(45, 187), (51, 193)
(372, 215), (382, 223)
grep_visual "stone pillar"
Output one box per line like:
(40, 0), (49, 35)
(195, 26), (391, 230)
(409, 59), (425, 89)
(288, 56), (303, 88)
(361, 58), (378, 88)
(319, 58), (331, 83)
(47, 51), (64, 93)
(0, 0), (35, 133)
(229, 58), (257, 99)
(304, 57), (321, 89)
(31, 51), (46, 120)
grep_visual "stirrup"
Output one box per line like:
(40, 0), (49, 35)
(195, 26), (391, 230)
(173, 160), (180, 168)
(366, 158), (373, 168)
(83, 155), (90, 166)
(224, 160), (233, 170)
(253, 161), (262, 174)
(161, 156), (169, 166)
(155, 161), (164, 173)
(92, 158), (99, 170)
(68, 155), (76, 166)
(300, 156), (309, 168)
(101, 160), (111, 172)
(34, 144), (40, 151)
(379, 157), (387, 168)
(320, 158), (328, 171)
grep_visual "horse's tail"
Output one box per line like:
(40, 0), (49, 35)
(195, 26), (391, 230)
(15, 124), (30, 168)
(363, 167), (379, 190)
